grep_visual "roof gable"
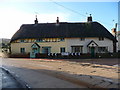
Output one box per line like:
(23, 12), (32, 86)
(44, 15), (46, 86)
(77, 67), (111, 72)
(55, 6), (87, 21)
(31, 43), (40, 48)
(87, 40), (98, 47)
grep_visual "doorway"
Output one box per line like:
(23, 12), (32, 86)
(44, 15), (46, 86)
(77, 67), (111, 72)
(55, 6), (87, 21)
(30, 43), (40, 58)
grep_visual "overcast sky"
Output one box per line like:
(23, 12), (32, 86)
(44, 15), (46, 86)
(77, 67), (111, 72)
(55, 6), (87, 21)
(0, 0), (119, 39)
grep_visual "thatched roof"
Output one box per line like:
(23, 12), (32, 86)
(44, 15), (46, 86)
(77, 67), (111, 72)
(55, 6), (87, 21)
(11, 22), (116, 42)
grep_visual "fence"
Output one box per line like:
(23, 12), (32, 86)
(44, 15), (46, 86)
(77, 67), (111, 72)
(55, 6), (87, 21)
(8, 52), (120, 59)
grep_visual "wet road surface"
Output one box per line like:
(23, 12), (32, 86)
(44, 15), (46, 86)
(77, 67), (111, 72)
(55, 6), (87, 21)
(1, 67), (23, 89)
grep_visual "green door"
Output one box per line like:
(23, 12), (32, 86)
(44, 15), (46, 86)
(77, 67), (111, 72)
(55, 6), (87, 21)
(30, 52), (36, 58)
(30, 48), (39, 58)
(91, 47), (95, 58)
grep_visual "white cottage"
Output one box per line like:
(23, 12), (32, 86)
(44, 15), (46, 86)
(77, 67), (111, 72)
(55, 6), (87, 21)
(10, 16), (117, 56)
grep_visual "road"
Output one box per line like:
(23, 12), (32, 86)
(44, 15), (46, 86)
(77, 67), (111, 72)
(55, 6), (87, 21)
(1, 68), (25, 89)
(1, 58), (87, 88)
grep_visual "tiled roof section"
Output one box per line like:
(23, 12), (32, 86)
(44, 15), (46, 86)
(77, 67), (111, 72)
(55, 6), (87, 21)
(10, 22), (117, 42)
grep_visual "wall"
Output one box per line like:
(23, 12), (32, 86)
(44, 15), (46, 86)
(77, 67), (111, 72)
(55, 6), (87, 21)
(11, 37), (113, 54)
(66, 37), (113, 53)
(11, 43), (32, 54)
(11, 39), (67, 54)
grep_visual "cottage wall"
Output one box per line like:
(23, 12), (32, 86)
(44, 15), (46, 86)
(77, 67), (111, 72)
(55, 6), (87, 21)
(11, 39), (67, 54)
(66, 37), (113, 53)
(11, 37), (113, 54)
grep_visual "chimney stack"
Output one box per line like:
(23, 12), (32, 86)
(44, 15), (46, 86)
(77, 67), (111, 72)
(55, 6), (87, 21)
(56, 17), (59, 24)
(34, 15), (38, 24)
(87, 14), (92, 22)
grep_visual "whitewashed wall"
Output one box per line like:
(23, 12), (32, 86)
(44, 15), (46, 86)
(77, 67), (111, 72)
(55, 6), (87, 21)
(11, 37), (114, 54)
(66, 37), (113, 53)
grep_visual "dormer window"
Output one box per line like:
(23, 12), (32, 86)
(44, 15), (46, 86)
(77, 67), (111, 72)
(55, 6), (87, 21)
(36, 39), (43, 42)
(60, 38), (65, 41)
(20, 39), (24, 42)
(80, 38), (85, 41)
(99, 37), (104, 41)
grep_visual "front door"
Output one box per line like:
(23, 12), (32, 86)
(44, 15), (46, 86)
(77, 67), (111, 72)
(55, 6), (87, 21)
(30, 43), (40, 58)
(30, 52), (36, 58)
(91, 47), (95, 57)
(30, 48), (39, 58)
(33, 48), (38, 53)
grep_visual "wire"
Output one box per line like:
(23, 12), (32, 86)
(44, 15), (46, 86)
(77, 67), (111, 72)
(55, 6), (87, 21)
(49, 0), (114, 26)
(49, 0), (86, 17)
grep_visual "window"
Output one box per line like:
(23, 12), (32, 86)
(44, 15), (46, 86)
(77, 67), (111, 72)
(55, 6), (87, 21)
(80, 38), (85, 41)
(36, 39), (43, 42)
(99, 37), (104, 41)
(60, 47), (65, 53)
(20, 48), (25, 53)
(60, 38), (65, 41)
(52, 38), (57, 42)
(20, 39), (24, 42)
(42, 47), (51, 54)
(31, 39), (36, 42)
(98, 47), (107, 53)
(71, 46), (83, 53)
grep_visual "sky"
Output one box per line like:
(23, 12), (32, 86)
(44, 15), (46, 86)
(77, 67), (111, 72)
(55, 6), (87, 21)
(0, 0), (119, 39)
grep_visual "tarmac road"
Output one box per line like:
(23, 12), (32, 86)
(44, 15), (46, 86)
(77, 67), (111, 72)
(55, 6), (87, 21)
(1, 68), (24, 89)
(1, 58), (87, 88)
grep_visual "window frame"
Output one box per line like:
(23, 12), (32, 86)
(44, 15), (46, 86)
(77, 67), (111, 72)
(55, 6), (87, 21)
(20, 39), (24, 42)
(71, 46), (83, 53)
(60, 47), (65, 53)
(99, 37), (104, 41)
(98, 47), (107, 53)
(42, 47), (51, 54)
(36, 39), (43, 42)
(60, 38), (65, 41)
(20, 48), (25, 53)
(80, 38), (85, 41)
